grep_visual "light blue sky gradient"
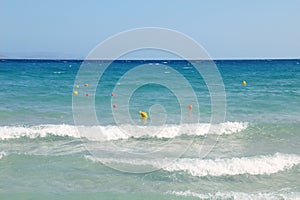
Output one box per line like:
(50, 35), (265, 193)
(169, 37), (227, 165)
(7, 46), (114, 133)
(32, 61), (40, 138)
(1, 0), (300, 59)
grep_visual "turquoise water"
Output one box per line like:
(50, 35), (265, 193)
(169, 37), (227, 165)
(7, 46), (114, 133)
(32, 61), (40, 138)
(0, 59), (300, 199)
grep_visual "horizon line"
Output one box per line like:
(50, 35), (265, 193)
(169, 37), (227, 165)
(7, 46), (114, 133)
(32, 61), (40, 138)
(1, 57), (300, 61)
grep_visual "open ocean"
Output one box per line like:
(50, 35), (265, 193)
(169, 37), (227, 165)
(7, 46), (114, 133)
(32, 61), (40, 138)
(0, 59), (300, 199)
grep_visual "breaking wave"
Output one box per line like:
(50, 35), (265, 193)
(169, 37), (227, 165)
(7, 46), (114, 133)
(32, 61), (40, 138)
(0, 122), (248, 141)
(85, 153), (300, 176)
(168, 190), (300, 200)
(0, 151), (6, 159)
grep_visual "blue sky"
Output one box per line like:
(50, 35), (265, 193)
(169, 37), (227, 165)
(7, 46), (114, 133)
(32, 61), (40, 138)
(1, 0), (300, 59)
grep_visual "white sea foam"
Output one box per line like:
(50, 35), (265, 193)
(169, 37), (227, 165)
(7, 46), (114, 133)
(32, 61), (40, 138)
(0, 124), (80, 140)
(168, 190), (300, 200)
(0, 122), (248, 141)
(85, 153), (300, 176)
(163, 153), (300, 176)
(53, 71), (64, 74)
(99, 122), (248, 140)
(0, 151), (6, 159)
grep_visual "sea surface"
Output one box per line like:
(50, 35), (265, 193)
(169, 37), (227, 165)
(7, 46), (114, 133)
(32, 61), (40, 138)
(0, 59), (299, 199)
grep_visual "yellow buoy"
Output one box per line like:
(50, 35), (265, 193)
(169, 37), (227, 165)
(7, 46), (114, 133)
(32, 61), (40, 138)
(242, 80), (247, 86)
(73, 90), (78, 95)
(139, 111), (148, 118)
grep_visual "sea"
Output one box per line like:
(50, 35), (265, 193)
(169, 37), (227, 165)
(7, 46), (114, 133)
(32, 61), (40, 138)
(0, 59), (299, 199)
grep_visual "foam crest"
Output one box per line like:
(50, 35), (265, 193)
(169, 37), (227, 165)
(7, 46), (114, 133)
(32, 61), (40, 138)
(0, 122), (248, 141)
(85, 153), (300, 176)
(194, 121), (248, 135)
(0, 151), (6, 159)
(0, 124), (80, 140)
(168, 190), (300, 200)
(75, 122), (248, 141)
(162, 153), (300, 176)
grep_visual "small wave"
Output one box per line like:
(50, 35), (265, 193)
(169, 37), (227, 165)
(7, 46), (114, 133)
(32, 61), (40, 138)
(162, 153), (300, 176)
(97, 122), (247, 140)
(168, 190), (300, 200)
(0, 151), (6, 159)
(85, 153), (300, 176)
(0, 124), (80, 140)
(0, 122), (248, 141)
(53, 71), (64, 74)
